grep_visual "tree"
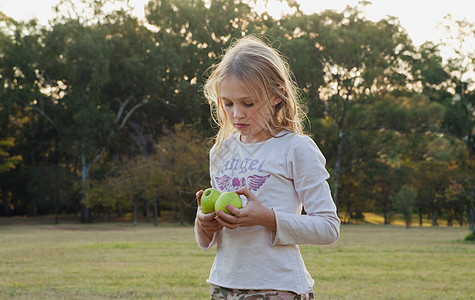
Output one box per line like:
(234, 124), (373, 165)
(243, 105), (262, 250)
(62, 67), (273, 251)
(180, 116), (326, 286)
(0, 16), (51, 216)
(144, 0), (264, 134)
(0, 139), (22, 209)
(0, 139), (21, 173)
(0, 0), (473, 224)
(85, 123), (209, 225)
(269, 4), (414, 214)
(154, 123), (209, 224)
(391, 185), (417, 228)
(444, 179), (465, 226)
(30, 3), (168, 222)
(411, 41), (450, 93)
(440, 15), (475, 233)
(343, 91), (447, 223)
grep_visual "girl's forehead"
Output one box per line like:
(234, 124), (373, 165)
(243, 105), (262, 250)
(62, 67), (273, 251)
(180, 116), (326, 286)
(219, 76), (254, 99)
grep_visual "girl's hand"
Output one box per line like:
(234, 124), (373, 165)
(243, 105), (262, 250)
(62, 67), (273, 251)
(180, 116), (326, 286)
(215, 186), (276, 231)
(195, 190), (223, 234)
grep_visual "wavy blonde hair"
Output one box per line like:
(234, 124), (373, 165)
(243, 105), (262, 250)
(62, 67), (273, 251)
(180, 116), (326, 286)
(204, 35), (306, 151)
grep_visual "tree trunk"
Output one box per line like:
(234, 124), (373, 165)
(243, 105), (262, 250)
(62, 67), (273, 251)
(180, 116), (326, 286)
(80, 152), (91, 223)
(1, 202), (10, 216)
(54, 172), (60, 225)
(332, 129), (343, 209)
(53, 135), (61, 224)
(447, 214), (453, 227)
(31, 198), (38, 216)
(143, 198), (149, 222)
(470, 173), (475, 234)
(153, 194), (159, 227)
(54, 199), (59, 225)
(431, 208), (438, 226)
(173, 198), (178, 222)
(344, 204), (351, 224)
(383, 201), (390, 225)
(418, 208), (423, 227)
(180, 203), (185, 225)
(470, 208), (475, 234)
(117, 205), (122, 218)
(80, 202), (90, 223)
(157, 197), (161, 217)
(133, 199), (138, 226)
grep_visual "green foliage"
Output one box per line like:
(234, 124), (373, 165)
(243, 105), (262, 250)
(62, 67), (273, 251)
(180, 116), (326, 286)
(84, 179), (117, 213)
(84, 123), (209, 223)
(0, 0), (473, 228)
(0, 139), (22, 199)
(0, 139), (21, 173)
(152, 123), (210, 222)
(412, 42), (450, 88)
(391, 185), (418, 228)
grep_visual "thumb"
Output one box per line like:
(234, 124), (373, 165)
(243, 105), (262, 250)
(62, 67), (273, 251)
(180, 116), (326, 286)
(236, 186), (253, 203)
(196, 190), (204, 206)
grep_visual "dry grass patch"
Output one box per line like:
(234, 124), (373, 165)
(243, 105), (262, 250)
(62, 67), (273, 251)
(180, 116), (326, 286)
(0, 220), (473, 299)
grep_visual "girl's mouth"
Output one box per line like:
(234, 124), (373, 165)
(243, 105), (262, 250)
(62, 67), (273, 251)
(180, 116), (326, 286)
(235, 123), (248, 129)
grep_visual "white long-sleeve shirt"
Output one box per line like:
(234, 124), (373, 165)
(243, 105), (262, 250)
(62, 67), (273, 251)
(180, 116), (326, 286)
(195, 131), (340, 294)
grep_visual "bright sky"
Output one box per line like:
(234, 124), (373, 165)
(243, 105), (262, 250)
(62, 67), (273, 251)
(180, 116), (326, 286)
(1, 0), (474, 52)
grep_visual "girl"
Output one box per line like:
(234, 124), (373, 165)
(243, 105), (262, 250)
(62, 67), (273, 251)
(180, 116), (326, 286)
(194, 35), (340, 299)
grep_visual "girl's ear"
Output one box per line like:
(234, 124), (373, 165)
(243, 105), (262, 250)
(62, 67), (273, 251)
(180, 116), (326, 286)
(273, 85), (285, 106)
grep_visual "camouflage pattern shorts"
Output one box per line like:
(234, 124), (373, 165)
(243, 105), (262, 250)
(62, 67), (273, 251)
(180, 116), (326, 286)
(210, 284), (315, 300)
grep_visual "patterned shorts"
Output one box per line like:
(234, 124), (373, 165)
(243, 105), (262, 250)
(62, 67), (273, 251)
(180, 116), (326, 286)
(210, 284), (315, 300)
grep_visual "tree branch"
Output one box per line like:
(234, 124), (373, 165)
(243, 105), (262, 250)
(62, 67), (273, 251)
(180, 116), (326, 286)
(32, 106), (56, 128)
(118, 96), (148, 130)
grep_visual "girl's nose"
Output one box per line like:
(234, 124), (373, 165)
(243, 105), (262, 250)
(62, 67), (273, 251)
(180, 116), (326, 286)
(233, 107), (245, 119)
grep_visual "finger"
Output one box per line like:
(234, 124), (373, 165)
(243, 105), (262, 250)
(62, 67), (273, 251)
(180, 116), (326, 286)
(203, 225), (223, 233)
(196, 190), (204, 206)
(216, 209), (239, 223)
(236, 186), (253, 200)
(199, 211), (217, 221)
(224, 204), (242, 217)
(215, 215), (236, 229)
(202, 221), (223, 232)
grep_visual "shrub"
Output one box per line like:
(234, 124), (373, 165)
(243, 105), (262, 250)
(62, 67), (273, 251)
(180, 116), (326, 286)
(464, 232), (475, 242)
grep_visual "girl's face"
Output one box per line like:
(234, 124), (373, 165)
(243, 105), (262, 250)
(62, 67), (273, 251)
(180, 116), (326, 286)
(219, 76), (274, 144)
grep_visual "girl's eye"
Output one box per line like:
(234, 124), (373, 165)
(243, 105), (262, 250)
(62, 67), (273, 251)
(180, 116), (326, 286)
(224, 102), (233, 107)
(244, 102), (254, 107)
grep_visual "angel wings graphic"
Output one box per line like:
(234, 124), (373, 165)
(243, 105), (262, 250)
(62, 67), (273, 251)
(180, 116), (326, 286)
(215, 174), (271, 192)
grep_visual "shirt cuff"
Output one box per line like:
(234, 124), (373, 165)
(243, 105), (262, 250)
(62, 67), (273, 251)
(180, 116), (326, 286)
(269, 209), (279, 247)
(194, 219), (217, 249)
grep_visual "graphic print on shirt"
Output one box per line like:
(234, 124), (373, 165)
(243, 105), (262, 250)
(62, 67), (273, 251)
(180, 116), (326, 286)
(214, 154), (271, 192)
(213, 134), (274, 193)
(216, 173), (271, 192)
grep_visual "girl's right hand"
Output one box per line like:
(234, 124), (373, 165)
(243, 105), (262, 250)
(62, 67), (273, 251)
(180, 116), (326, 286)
(196, 190), (224, 234)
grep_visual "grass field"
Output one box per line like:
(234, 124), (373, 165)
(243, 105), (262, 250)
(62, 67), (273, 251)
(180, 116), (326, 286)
(0, 218), (474, 299)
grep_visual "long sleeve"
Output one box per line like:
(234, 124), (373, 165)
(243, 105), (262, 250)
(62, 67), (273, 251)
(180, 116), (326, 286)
(194, 217), (217, 249)
(272, 137), (340, 246)
(194, 147), (218, 249)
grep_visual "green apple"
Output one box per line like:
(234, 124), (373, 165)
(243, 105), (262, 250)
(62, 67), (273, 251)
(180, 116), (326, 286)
(214, 191), (243, 215)
(201, 188), (221, 214)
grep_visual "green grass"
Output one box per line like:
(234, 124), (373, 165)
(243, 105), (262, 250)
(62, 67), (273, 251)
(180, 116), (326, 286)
(0, 220), (473, 299)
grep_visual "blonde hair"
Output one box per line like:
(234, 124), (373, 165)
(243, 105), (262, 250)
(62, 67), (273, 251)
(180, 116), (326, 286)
(204, 35), (306, 150)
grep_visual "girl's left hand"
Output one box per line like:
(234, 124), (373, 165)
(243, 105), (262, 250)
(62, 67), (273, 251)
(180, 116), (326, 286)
(215, 186), (276, 231)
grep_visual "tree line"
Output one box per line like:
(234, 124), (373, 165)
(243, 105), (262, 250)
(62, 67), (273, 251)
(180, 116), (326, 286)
(0, 0), (473, 231)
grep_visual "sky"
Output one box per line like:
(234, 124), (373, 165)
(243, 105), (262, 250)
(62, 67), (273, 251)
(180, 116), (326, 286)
(1, 0), (474, 53)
